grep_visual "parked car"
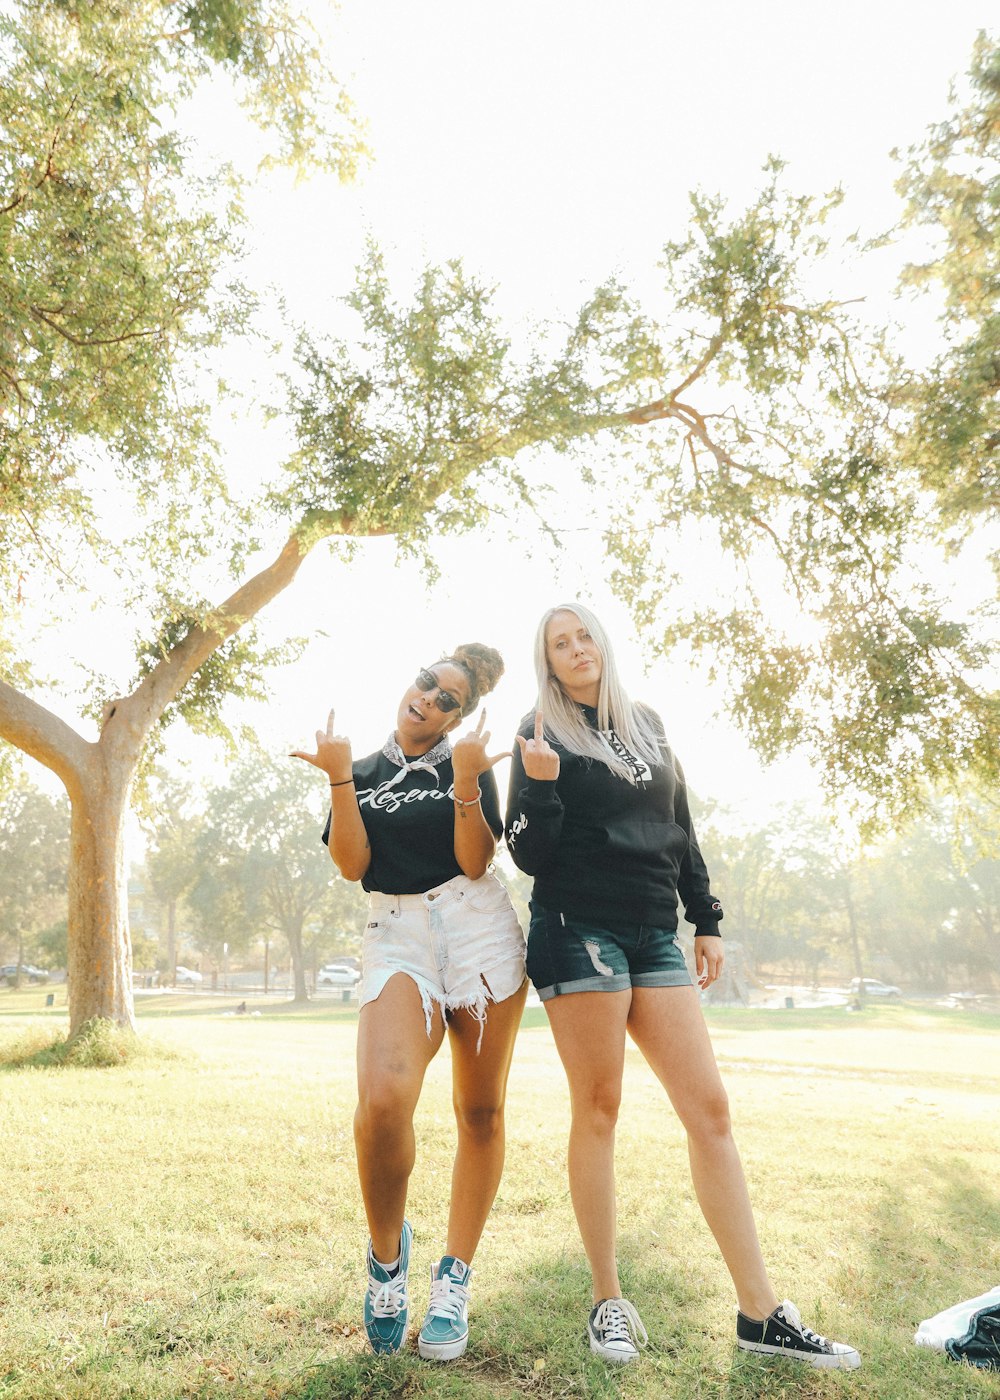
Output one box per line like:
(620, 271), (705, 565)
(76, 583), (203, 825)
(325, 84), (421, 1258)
(850, 977), (902, 1000)
(317, 963), (361, 989)
(0, 963), (50, 985)
(174, 965), (204, 986)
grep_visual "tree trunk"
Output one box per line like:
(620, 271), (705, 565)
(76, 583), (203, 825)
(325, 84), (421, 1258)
(0, 528), (317, 1033)
(166, 899), (176, 983)
(288, 918), (308, 1003)
(844, 880), (864, 980)
(67, 763), (135, 1035)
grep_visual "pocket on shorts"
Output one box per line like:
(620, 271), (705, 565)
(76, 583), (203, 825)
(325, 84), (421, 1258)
(462, 874), (514, 914)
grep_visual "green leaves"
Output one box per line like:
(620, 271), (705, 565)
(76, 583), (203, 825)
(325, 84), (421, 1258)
(280, 243), (663, 576)
(896, 31), (1000, 521)
(0, 0), (364, 602)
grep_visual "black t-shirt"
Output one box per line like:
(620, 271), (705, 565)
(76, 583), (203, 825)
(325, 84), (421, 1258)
(321, 746), (503, 894)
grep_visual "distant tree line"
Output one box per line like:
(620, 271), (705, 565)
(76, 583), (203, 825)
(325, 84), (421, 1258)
(3, 773), (996, 997)
(695, 794), (1000, 991)
(0, 760), (367, 999)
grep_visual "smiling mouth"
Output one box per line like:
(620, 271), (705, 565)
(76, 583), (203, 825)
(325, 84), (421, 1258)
(408, 704), (425, 720)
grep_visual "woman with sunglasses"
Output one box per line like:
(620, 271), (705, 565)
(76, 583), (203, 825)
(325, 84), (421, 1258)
(504, 604), (860, 1371)
(293, 644), (526, 1362)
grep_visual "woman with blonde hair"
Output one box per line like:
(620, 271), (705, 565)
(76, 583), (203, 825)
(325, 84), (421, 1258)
(505, 603), (859, 1371)
(295, 643), (526, 1361)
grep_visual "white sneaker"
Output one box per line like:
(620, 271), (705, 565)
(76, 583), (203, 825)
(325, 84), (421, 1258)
(587, 1296), (648, 1364)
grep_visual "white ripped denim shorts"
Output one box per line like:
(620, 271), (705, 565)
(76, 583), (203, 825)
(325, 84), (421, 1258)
(360, 870), (526, 1046)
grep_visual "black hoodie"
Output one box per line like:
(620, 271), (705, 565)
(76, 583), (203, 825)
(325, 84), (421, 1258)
(504, 705), (723, 934)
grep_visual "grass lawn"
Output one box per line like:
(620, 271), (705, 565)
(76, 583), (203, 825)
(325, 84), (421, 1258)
(1, 992), (998, 1398)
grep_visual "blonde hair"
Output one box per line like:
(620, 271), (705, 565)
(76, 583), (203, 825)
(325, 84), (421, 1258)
(533, 603), (665, 776)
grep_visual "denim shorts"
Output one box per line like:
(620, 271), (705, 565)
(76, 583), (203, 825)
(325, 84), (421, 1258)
(526, 902), (692, 1001)
(361, 871), (526, 1045)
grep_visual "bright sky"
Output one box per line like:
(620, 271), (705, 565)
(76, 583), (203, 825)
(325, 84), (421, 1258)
(16, 1), (1000, 833)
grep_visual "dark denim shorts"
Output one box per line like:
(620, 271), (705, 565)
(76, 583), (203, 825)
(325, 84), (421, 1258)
(526, 902), (692, 1001)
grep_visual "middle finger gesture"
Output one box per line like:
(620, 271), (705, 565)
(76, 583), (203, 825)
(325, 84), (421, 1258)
(515, 709), (560, 781)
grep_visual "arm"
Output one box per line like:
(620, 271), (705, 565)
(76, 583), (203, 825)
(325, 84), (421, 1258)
(672, 752), (724, 988)
(291, 709), (371, 882)
(451, 710), (510, 879)
(503, 710), (564, 874)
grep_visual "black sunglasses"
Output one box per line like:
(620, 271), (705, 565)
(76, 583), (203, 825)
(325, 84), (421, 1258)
(415, 667), (462, 713)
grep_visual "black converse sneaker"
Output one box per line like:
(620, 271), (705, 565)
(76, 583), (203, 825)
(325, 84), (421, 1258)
(736, 1299), (861, 1370)
(587, 1297), (648, 1364)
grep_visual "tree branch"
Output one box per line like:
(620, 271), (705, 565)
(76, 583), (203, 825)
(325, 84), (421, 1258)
(29, 306), (162, 349)
(0, 681), (91, 796)
(119, 526), (325, 743)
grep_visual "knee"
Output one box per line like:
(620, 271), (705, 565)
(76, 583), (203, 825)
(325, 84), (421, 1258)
(572, 1083), (621, 1135)
(684, 1087), (733, 1146)
(356, 1073), (416, 1137)
(454, 1099), (504, 1146)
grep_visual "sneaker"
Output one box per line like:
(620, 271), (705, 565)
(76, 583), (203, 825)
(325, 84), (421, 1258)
(587, 1296), (648, 1364)
(418, 1255), (473, 1360)
(363, 1219), (413, 1354)
(736, 1299), (861, 1370)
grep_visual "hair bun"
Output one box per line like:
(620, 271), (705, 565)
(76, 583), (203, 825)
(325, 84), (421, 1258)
(448, 642), (505, 708)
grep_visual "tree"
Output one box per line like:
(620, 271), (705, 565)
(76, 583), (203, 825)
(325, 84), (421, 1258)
(0, 0), (365, 1031)
(187, 754), (367, 1001)
(1, 9), (997, 1034)
(895, 32), (1000, 525)
(141, 776), (203, 980)
(0, 780), (70, 978)
(602, 143), (999, 822)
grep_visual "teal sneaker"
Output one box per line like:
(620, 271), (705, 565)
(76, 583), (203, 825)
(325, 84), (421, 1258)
(417, 1255), (472, 1360)
(363, 1219), (412, 1354)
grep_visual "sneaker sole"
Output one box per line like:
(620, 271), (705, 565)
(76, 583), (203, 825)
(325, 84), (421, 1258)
(589, 1334), (639, 1365)
(737, 1339), (861, 1370)
(418, 1332), (468, 1361)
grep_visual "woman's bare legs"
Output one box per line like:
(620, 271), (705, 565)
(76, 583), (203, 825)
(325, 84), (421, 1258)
(543, 989), (633, 1302)
(627, 984), (779, 1319)
(354, 972), (445, 1263)
(443, 978), (528, 1262)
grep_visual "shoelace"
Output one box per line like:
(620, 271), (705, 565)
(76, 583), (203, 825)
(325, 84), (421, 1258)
(368, 1271), (407, 1319)
(426, 1270), (469, 1323)
(778, 1301), (829, 1348)
(593, 1298), (648, 1349)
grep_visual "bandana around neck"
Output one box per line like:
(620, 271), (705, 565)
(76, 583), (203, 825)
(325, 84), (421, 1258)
(380, 731), (452, 790)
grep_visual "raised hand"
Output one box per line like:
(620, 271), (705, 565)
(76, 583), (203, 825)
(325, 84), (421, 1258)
(452, 709), (511, 787)
(290, 709), (354, 783)
(515, 709), (560, 780)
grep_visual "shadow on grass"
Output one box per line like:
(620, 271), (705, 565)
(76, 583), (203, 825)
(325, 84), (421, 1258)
(850, 1154), (1000, 1395)
(280, 1250), (836, 1400)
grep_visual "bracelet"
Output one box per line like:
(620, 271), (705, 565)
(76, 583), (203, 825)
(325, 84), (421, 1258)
(329, 778), (354, 788)
(453, 792), (481, 807)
